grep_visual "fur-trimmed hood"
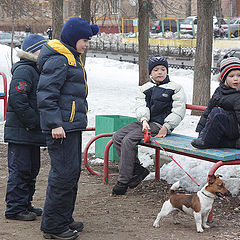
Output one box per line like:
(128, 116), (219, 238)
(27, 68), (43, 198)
(17, 50), (38, 62)
(11, 51), (39, 75)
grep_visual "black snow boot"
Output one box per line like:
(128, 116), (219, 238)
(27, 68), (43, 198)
(128, 163), (150, 189)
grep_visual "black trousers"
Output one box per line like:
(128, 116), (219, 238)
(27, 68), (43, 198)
(41, 131), (82, 234)
(5, 143), (40, 217)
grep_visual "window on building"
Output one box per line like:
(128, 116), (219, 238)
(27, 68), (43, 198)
(112, 0), (120, 14)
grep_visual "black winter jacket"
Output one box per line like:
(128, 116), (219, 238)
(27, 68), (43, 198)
(37, 40), (88, 133)
(196, 82), (240, 134)
(4, 51), (46, 146)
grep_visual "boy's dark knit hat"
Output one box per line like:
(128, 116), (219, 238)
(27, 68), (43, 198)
(148, 54), (168, 74)
(60, 17), (99, 49)
(22, 34), (47, 53)
(220, 57), (240, 82)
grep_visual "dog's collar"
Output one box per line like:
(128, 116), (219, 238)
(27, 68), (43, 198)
(200, 190), (215, 199)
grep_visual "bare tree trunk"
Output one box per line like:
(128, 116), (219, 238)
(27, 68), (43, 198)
(81, 0), (91, 22)
(192, 0), (213, 114)
(81, 0), (91, 65)
(52, 0), (64, 40)
(138, 0), (149, 86)
(75, 0), (81, 16)
(186, 0), (191, 17)
(214, 0), (224, 18)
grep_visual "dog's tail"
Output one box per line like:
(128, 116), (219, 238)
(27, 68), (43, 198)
(168, 181), (180, 196)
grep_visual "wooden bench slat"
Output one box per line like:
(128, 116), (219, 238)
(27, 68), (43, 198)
(140, 133), (240, 162)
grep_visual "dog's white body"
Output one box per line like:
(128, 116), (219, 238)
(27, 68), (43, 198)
(153, 175), (230, 232)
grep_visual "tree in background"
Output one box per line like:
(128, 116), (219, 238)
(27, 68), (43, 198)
(138, 0), (151, 86)
(192, 0), (213, 112)
(152, 0), (189, 19)
(52, 0), (64, 40)
(213, 0), (224, 19)
(0, 0), (42, 65)
(186, 0), (191, 17)
(81, 0), (91, 22)
(81, 0), (91, 65)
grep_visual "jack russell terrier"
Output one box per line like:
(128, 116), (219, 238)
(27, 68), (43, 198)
(153, 174), (230, 232)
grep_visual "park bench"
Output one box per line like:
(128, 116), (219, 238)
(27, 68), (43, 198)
(83, 104), (240, 185)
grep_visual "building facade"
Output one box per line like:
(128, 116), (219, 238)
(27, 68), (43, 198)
(0, 0), (239, 33)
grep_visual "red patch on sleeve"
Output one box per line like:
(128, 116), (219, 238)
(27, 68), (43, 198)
(16, 81), (27, 93)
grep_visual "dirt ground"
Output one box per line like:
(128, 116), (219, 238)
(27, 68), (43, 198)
(0, 144), (240, 240)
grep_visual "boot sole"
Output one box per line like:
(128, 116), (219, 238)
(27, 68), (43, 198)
(69, 223), (84, 232)
(6, 215), (36, 221)
(43, 231), (79, 240)
(112, 188), (127, 195)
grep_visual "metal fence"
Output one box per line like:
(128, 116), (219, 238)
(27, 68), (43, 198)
(89, 41), (195, 58)
(88, 41), (220, 75)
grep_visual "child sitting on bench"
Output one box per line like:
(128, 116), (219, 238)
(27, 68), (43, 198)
(191, 57), (240, 149)
(112, 54), (186, 195)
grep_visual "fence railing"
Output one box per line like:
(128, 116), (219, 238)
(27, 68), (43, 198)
(88, 42), (220, 75)
(89, 41), (195, 58)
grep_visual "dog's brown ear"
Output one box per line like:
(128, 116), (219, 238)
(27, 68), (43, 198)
(208, 174), (216, 184)
(216, 174), (222, 178)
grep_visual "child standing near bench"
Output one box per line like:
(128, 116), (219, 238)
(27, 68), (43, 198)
(112, 55), (186, 195)
(191, 57), (240, 149)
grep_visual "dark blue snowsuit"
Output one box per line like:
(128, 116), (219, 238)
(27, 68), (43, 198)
(4, 52), (46, 217)
(37, 39), (88, 234)
(195, 82), (240, 148)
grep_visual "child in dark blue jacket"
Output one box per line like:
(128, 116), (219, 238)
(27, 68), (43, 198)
(37, 17), (99, 240)
(191, 57), (240, 149)
(5, 34), (47, 221)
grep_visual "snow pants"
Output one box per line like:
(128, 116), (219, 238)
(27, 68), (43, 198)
(112, 121), (161, 184)
(41, 131), (82, 234)
(5, 143), (40, 217)
(200, 107), (239, 148)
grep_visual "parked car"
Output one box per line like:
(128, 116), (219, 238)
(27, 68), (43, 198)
(180, 16), (197, 35)
(150, 19), (181, 33)
(0, 32), (21, 47)
(216, 49), (240, 68)
(180, 16), (218, 35)
(221, 18), (240, 37)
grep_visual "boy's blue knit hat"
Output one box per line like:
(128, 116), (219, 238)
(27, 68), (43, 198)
(22, 34), (47, 53)
(60, 17), (99, 49)
(148, 54), (168, 74)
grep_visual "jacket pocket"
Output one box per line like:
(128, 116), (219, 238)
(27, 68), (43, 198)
(69, 101), (76, 122)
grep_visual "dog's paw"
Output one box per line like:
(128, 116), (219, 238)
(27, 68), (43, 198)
(197, 227), (204, 233)
(203, 224), (210, 229)
(153, 221), (160, 228)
